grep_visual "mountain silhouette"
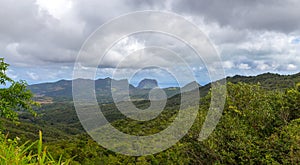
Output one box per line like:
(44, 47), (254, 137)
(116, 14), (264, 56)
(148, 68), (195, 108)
(137, 79), (158, 89)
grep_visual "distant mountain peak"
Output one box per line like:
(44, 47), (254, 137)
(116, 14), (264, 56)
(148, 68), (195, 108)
(137, 79), (158, 89)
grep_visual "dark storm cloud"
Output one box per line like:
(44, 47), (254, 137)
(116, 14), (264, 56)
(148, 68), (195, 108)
(172, 0), (300, 33)
(71, 0), (167, 35)
(0, 0), (84, 66)
(0, 0), (299, 82)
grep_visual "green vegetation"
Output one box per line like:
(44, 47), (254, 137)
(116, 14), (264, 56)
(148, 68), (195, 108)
(1, 58), (300, 164)
(227, 72), (300, 91)
(0, 131), (72, 164)
(0, 58), (71, 164)
(4, 81), (299, 164)
(0, 58), (37, 121)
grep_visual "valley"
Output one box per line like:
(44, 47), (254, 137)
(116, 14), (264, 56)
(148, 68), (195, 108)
(1, 72), (300, 164)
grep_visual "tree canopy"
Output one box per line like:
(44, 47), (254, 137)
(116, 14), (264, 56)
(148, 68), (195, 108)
(0, 58), (37, 121)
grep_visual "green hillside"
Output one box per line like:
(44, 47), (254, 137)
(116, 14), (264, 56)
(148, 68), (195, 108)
(1, 72), (300, 164)
(227, 72), (300, 90)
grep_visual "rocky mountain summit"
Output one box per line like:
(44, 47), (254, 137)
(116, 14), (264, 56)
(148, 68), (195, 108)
(137, 79), (158, 89)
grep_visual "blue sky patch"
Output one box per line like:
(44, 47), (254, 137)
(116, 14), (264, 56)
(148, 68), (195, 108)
(292, 38), (300, 44)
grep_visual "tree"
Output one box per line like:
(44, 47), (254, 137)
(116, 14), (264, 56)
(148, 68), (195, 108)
(281, 82), (300, 122)
(0, 58), (37, 121)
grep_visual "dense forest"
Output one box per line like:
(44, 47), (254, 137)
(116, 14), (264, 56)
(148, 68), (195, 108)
(1, 58), (300, 164)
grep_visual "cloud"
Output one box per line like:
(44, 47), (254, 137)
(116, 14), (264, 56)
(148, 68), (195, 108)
(26, 71), (39, 80)
(172, 0), (300, 33)
(0, 0), (299, 84)
(238, 63), (251, 70)
(255, 62), (271, 71)
(222, 61), (234, 69)
(0, 0), (84, 66)
(291, 37), (300, 44)
(287, 64), (297, 71)
(36, 0), (73, 19)
(7, 69), (18, 79)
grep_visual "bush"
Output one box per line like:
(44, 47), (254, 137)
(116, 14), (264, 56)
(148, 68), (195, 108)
(0, 131), (72, 165)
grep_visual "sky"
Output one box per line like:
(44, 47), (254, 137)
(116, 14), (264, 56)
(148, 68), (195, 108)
(1, 0), (300, 87)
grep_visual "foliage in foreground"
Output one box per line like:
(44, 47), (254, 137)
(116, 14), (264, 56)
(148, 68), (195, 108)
(0, 58), (69, 164)
(0, 130), (72, 165)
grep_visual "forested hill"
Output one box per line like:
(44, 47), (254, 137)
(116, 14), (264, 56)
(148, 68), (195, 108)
(196, 72), (300, 97)
(1, 71), (300, 164)
(28, 72), (300, 103)
(227, 72), (300, 90)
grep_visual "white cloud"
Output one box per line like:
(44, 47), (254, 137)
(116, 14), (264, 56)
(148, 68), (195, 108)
(238, 63), (251, 70)
(255, 62), (271, 71)
(26, 72), (39, 80)
(287, 64), (297, 71)
(7, 69), (18, 80)
(36, 0), (73, 19)
(222, 61), (234, 69)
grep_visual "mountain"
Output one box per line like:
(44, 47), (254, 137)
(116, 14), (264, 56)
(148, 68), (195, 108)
(28, 72), (300, 104)
(137, 79), (158, 89)
(182, 81), (201, 92)
(24, 72), (300, 111)
(16, 72), (300, 136)
(28, 78), (180, 103)
(4, 73), (300, 164)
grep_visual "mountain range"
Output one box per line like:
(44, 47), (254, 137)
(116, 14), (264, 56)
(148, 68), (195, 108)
(28, 72), (300, 104)
(28, 78), (183, 103)
(3, 71), (300, 146)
